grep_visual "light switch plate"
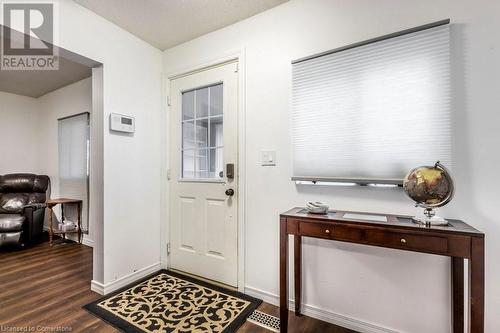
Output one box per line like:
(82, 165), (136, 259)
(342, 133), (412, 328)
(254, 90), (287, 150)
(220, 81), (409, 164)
(261, 150), (276, 166)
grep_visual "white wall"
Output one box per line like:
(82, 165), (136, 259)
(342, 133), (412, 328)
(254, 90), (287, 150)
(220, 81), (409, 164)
(54, 1), (163, 286)
(38, 76), (92, 190)
(37, 77), (92, 243)
(2, 1), (163, 288)
(0, 92), (40, 174)
(163, 0), (500, 332)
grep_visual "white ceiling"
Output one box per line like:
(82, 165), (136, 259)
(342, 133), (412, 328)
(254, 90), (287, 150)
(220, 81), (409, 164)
(0, 27), (100, 97)
(73, 0), (288, 50)
(0, 58), (92, 98)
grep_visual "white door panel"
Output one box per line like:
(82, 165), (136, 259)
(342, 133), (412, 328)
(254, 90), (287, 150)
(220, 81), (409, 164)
(179, 197), (196, 251)
(169, 62), (238, 286)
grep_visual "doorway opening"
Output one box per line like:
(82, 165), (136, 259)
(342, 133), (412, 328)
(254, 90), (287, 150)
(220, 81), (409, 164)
(0, 25), (104, 288)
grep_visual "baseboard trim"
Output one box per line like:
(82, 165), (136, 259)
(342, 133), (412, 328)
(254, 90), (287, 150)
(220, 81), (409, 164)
(90, 280), (104, 294)
(244, 286), (398, 333)
(91, 262), (162, 295)
(82, 236), (94, 247)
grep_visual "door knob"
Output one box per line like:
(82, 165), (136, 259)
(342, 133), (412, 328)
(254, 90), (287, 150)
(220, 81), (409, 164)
(225, 188), (235, 197)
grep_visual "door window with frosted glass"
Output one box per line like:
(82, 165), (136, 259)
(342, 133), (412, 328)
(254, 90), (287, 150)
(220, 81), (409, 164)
(181, 83), (223, 179)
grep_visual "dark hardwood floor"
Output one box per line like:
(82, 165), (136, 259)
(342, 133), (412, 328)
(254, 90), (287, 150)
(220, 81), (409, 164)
(238, 303), (358, 333)
(0, 239), (356, 333)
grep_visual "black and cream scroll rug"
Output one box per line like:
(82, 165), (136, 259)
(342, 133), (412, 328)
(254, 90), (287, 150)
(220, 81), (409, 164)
(84, 270), (261, 333)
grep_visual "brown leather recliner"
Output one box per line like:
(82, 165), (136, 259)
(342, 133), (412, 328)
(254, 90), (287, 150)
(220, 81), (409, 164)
(0, 174), (49, 246)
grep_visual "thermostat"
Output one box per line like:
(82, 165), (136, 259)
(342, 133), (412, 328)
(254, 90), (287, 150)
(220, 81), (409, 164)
(110, 113), (135, 133)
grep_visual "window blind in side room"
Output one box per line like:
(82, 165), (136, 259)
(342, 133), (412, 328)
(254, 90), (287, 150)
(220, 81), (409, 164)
(58, 112), (89, 231)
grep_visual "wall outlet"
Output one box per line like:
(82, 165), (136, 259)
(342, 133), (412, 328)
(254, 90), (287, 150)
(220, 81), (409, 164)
(261, 150), (276, 166)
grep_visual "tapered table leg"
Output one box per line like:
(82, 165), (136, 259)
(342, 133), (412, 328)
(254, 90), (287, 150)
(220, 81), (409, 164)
(280, 217), (288, 333)
(294, 235), (302, 316)
(77, 202), (82, 244)
(48, 206), (53, 246)
(451, 257), (464, 333)
(61, 204), (66, 240)
(470, 237), (484, 333)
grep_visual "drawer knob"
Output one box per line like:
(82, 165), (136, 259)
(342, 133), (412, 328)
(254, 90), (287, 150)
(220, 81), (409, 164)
(400, 238), (407, 244)
(325, 229), (331, 234)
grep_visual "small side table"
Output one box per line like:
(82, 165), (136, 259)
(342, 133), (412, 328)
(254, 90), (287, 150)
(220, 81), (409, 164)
(47, 198), (83, 246)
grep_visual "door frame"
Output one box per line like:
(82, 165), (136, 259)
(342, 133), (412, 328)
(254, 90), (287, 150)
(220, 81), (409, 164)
(161, 49), (247, 292)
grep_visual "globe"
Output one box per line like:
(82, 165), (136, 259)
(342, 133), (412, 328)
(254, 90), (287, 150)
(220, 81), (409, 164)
(403, 161), (454, 225)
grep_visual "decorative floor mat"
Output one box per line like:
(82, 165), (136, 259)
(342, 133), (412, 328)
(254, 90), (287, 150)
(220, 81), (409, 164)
(247, 310), (280, 332)
(84, 270), (262, 333)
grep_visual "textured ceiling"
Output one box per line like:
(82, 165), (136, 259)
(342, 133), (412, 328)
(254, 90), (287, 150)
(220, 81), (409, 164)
(73, 0), (288, 50)
(0, 27), (100, 97)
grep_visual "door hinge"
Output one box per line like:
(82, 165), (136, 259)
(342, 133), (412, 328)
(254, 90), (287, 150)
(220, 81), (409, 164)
(167, 243), (171, 255)
(235, 63), (239, 73)
(167, 168), (171, 180)
(167, 95), (171, 106)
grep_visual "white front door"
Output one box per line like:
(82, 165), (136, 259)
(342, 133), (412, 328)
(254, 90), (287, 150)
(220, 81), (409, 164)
(169, 61), (238, 287)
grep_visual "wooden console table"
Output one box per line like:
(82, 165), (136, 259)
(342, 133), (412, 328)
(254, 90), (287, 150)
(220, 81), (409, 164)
(47, 198), (83, 246)
(280, 208), (484, 333)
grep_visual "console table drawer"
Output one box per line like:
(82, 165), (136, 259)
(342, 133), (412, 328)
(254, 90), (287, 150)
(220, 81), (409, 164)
(365, 230), (448, 253)
(299, 222), (362, 242)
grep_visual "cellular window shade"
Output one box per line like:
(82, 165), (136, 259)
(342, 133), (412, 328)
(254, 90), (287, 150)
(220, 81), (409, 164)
(58, 113), (89, 232)
(291, 24), (451, 183)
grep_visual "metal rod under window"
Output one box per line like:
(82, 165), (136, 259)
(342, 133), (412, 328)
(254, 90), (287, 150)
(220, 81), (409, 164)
(292, 19), (450, 64)
(292, 177), (403, 187)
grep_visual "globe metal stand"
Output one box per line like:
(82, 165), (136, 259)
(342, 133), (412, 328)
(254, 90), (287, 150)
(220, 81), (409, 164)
(412, 207), (449, 226)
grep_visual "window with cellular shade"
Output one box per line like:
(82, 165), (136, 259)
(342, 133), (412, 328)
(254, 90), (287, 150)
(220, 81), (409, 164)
(58, 113), (90, 232)
(291, 23), (451, 184)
